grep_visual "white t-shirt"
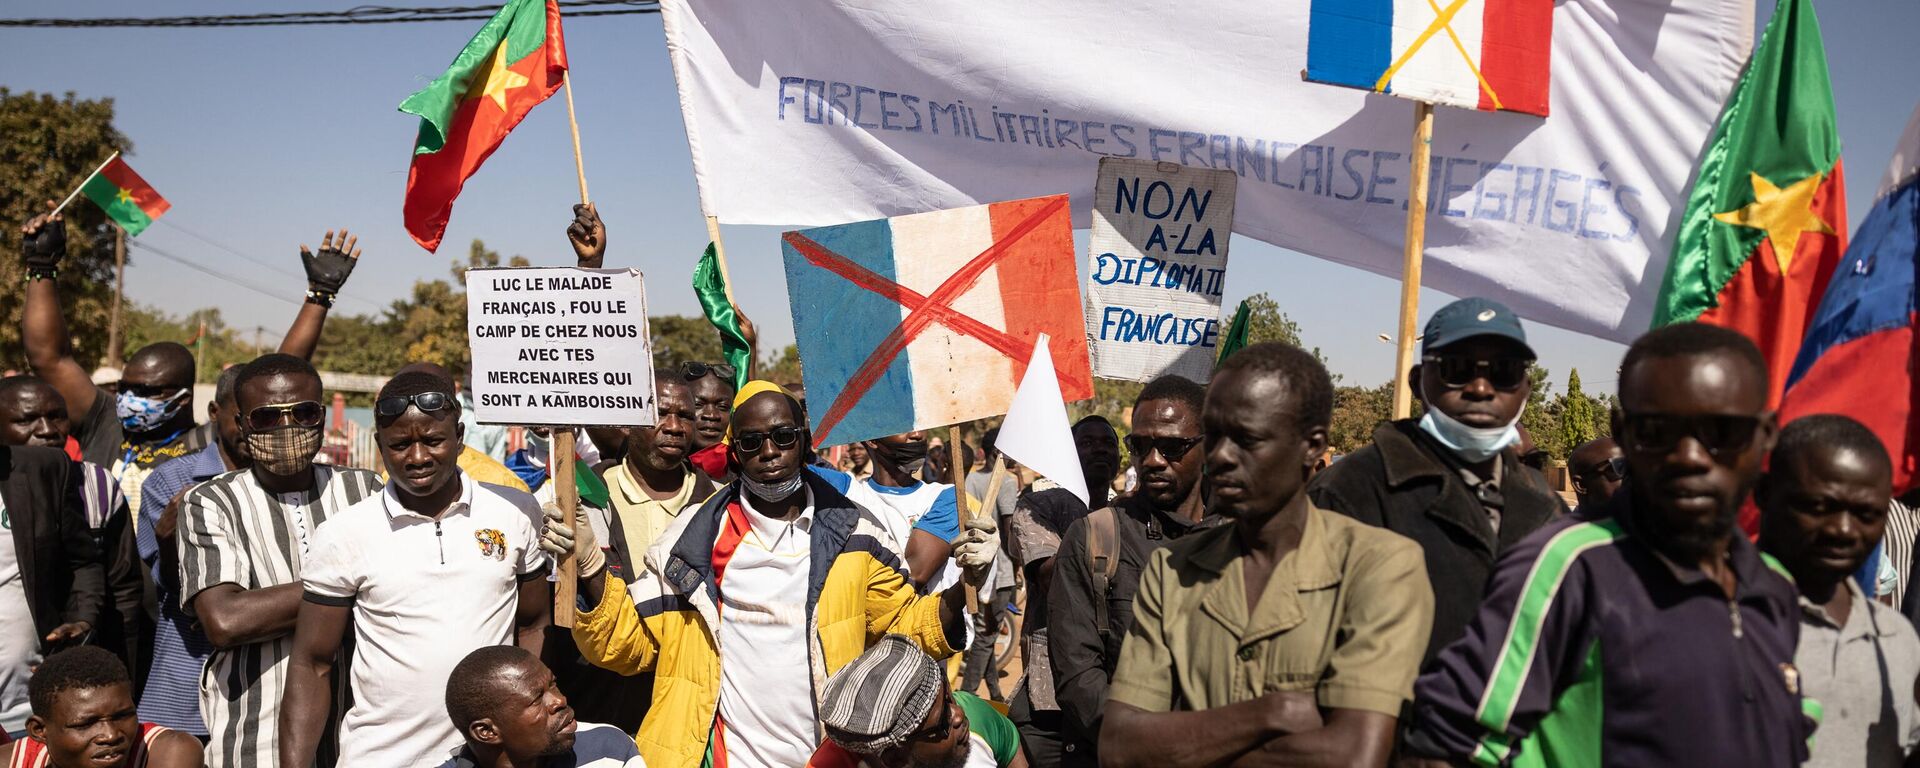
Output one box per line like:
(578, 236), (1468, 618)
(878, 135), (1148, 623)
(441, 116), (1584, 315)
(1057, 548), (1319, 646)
(302, 473), (547, 766)
(715, 489), (818, 768)
(0, 494), (38, 733)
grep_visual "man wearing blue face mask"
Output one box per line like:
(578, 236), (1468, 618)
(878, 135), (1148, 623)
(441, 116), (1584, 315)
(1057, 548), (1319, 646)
(1308, 297), (1565, 670)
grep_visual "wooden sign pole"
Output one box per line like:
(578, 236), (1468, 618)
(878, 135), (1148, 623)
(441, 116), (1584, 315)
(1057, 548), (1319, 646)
(946, 425), (982, 613)
(1389, 101), (1435, 420)
(554, 70), (592, 629)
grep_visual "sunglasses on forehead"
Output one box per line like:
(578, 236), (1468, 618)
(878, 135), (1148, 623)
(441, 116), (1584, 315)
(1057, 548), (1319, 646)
(1422, 354), (1531, 390)
(734, 426), (804, 453)
(679, 361), (737, 382)
(375, 391), (455, 418)
(247, 401), (325, 430)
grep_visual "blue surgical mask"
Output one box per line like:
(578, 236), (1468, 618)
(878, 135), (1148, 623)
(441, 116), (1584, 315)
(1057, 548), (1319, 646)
(117, 389), (188, 434)
(1418, 405), (1523, 463)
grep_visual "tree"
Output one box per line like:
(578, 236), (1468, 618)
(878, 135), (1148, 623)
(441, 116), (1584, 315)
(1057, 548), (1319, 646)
(649, 315), (724, 375)
(1518, 365), (1561, 459)
(1553, 368), (1611, 454)
(1329, 380), (1401, 454)
(0, 89), (130, 370)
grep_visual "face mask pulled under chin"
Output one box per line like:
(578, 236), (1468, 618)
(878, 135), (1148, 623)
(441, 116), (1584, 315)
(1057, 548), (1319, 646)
(245, 426), (323, 477)
(1417, 401), (1523, 464)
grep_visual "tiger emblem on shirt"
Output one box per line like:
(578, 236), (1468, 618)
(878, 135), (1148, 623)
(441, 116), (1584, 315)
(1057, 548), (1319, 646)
(475, 528), (508, 560)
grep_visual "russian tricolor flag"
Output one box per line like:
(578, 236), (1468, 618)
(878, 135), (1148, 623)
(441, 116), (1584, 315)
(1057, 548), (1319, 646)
(1781, 105), (1920, 490)
(1306, 0), (1552, 116)
(780, 196), (1094, 448)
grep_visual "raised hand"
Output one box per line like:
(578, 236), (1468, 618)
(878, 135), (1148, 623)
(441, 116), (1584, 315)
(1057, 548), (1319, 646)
(20, 199), (66, 272)
(299, 228), (361, 299)
(568, 203), (606, 268)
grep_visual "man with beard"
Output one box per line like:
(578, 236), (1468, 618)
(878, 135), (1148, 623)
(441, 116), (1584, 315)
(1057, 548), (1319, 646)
(280, 368), (550, 768)
(435, 646), (642, 768)
(1102, 344), (1431, 768)
(1005, 416), (1118, 767)
(547, 382), (999, 768)
(177, 354), (382, 768)
(131, 366), (247, 738)
(20, 211), (358, 514)
(1047, 376), (1225, 767)
(0, 376), (143, 700)
(1405, 323), (1811, 767)
(0, 647), (201, 768)
(818, 430), (964, 591)
(809, 635), (1025, 768)
(1758, 416), (1920, 768)
(1309, 297), (1563, 669)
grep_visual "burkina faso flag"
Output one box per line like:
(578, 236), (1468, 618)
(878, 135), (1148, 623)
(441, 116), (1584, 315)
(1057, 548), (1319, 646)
(1651, 0), (1846, 407)
(400, 0), (567, 252)
(82, 156), (169, 237)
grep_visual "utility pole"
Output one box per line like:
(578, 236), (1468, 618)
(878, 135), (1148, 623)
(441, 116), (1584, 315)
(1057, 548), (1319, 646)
(105, 228), (126, 368)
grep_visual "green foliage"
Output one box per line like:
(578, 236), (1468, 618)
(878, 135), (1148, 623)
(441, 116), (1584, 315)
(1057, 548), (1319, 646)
(0, 89), (129, 370)
(1329, 380), (1405, 454)
(1552, 368), (1612, 455)
(649, 315), (724, 375)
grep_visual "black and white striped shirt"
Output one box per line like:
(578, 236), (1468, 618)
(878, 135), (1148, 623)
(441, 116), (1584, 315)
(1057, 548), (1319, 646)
(1887, 498), (1918, 606)
(178, 465), (381, 768)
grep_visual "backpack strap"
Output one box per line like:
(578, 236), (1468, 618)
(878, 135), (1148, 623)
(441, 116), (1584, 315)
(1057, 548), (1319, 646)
(1087, 506), (1121, 640)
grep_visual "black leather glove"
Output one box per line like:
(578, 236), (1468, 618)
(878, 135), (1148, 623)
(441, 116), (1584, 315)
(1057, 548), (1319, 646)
(21, 212), (66, 271)
(301, 239), (357, 295)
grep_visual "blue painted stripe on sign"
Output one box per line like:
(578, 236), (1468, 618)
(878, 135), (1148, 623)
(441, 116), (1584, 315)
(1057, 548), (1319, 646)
(782, 217), (920, 446)
(1306, 0), (1395, 93)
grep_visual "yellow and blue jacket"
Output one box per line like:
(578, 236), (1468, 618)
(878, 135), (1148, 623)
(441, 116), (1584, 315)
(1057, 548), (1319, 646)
(572, 470), (960, 768)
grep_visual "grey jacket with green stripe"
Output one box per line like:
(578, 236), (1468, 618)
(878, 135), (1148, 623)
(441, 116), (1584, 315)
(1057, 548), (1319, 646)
(1404, 490), (1812, 768)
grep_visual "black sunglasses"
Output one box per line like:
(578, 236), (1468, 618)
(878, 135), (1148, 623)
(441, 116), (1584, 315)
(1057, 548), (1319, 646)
(1422, 355), (1530, 390)
(734, 426), (804, 453)
(247, 400), (325, 430)
(1578, 456), (1628, 482)
(909, 694), (957, 743)
(1124, 434), (1205, 461)
(1621, 412), (1764, 457)
(679, 361), (737, 382)
(376, 391), (455, 418)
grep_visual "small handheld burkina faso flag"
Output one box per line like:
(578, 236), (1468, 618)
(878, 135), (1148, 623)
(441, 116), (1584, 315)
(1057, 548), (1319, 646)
(1651, 0), (1846, 407)
(78, 155), (169, 236)
(400, 0), (567, 252)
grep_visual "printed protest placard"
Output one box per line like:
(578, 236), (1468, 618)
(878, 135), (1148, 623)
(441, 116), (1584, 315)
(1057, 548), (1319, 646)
(466, 266), (656, 426)
(1086, 158), (1236, 382)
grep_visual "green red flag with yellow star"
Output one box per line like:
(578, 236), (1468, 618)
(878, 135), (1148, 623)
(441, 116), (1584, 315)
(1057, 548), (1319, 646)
(79, 155), (169, 237)
(1651, 0), (1845, 406)
(401, 0), (567, 252)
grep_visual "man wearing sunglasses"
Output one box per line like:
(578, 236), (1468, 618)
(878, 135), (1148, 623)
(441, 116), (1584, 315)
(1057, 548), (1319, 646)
(1568, 437), (1626, 515)
(1308, 297), (1563, 670)
(20, 212), (358, 518)
(810, 634), (1026, 768)
(280, 368), (551, 768)
(176, 354), (382, 768)
(1046, 375), (1224, 768)
(1406, 323), (1811, 768)
(549, 382), (998, 768)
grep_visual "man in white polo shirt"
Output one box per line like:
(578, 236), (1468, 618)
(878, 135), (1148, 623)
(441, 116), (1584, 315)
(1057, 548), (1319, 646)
(277, 368), (551, 768)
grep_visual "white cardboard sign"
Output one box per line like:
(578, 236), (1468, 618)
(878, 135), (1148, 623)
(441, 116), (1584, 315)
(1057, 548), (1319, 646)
(465, 266), (656, 426)
(1087, 158), (1236, 383)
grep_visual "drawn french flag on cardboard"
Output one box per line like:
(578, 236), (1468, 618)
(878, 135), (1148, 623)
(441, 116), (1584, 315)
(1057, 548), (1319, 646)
(781, 195), (1094, 448)
(1305, 0), (1552, 116)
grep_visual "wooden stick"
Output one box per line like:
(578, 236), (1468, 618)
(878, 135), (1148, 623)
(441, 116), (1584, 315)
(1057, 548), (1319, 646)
(1390, 101), (1435, 420)
(947, 425), (981, 613)
(553, 430), (580, 628)
(554, 71), (591, 629)
(563, 73), (590, 205)
(52, 151), (119, 218)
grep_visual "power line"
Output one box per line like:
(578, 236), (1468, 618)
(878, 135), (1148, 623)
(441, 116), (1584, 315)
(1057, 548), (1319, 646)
(152, 219), (388, 313)
(0, 1), (658, 28)
(128, 239), (305, 308)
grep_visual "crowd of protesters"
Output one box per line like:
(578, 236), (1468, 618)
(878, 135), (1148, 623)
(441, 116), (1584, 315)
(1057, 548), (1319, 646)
(3, 198), (1918, 768)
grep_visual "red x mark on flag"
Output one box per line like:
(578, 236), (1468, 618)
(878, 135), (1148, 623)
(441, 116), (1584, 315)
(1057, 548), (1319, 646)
(781, 196), (1072, 446)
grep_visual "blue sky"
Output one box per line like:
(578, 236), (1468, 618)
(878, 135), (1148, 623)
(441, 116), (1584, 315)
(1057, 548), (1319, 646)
(3, 0), (1916, 395)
